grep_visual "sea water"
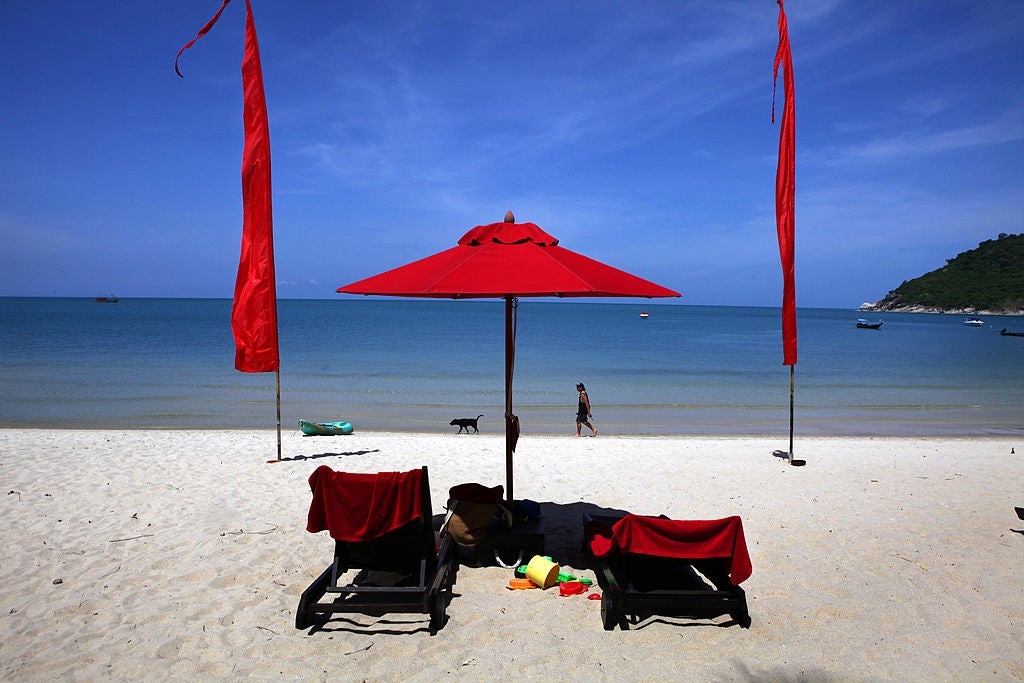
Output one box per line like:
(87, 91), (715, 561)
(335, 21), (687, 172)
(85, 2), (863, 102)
(0, 297), (1021, 435)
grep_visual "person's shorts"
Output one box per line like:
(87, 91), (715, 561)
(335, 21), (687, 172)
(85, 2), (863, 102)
(576, 412), (589, 423)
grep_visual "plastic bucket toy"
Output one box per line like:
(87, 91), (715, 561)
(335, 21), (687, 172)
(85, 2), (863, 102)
(525, 555), (559, 589)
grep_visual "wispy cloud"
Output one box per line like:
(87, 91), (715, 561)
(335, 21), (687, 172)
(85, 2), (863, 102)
(279, 1), (783, 196)
(819, 104), (1024, 164)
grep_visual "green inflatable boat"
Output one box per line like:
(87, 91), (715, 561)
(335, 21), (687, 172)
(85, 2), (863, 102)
(298, 419), (354, 436)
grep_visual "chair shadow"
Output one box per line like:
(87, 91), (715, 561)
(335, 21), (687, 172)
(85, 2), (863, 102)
(305, 613), (435, 637)
(631, 615), (743, 630)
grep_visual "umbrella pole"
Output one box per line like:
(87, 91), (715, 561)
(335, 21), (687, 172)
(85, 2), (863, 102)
(504, 295), (514, 506)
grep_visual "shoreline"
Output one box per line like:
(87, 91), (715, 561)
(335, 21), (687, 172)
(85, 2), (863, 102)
(2, 429), (1021, 680)
(5, 393), (1024, 439)
(3, 422), (1021, 437)
(3, 425), (1021, 438)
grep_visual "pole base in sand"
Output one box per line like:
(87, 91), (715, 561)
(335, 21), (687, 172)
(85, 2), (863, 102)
(772, 450), (805, 467)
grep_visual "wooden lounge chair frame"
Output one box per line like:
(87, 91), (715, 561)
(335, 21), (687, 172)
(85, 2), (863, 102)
(296, 466), (457, 635)
(585, 513), (751, 631)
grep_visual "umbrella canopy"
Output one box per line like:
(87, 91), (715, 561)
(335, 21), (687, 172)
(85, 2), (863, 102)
(338, 212), (680, 502)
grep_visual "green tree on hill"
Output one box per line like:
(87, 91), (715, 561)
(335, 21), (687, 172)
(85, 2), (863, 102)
(874, 233), (1024, 312)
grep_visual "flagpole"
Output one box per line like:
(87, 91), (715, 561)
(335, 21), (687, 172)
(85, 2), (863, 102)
(788, 365), (795, 463)
(773, 0), (803, 467)
(275, 369), (282, 461)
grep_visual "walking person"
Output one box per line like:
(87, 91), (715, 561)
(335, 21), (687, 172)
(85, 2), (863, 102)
(575, 383), (597, 436)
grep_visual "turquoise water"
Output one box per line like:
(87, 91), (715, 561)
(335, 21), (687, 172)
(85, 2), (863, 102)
(1, 297), (1021, 435)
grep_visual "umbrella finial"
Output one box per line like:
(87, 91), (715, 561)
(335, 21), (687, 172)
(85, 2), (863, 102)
(504, 210), (515, 223)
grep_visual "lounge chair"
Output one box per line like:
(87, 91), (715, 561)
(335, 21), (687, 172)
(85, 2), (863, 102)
(296, 465), (457, 635)
(584, 513), (752, 630)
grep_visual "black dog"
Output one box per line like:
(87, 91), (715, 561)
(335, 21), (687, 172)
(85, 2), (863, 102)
(450, 414), (483, 434)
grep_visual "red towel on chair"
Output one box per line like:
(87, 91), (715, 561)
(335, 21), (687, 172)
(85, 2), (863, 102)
(587, 514), (752, 585)
(306, 465), (423, 542)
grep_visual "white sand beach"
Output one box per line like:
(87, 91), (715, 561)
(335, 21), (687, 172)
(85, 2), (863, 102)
(2, 429), (1021, 681)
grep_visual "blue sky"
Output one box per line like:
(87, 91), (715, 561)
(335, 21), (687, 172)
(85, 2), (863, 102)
(1, 1), (1021, 307)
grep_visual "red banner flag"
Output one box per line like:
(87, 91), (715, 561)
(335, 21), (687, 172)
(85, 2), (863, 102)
(177, 0), (279, 373)
(773, 0), (797, 366)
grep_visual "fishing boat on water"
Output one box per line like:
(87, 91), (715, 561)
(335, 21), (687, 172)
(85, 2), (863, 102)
(1000, 329), (1024, 337)
(963, 317), (984, 327)
(95, 295), (118, 303)
(856, 318), (883, 329)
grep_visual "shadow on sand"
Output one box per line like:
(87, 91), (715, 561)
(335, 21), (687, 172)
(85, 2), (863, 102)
(269, 449), (381, 463)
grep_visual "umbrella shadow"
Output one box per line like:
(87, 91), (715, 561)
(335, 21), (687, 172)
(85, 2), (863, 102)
(430, 499), (628, 571)
(495, 497), (630, 573)
(531, 500), (633, 572)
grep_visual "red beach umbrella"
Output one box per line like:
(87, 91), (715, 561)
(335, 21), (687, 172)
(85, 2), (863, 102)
(338, 212), (680, 503)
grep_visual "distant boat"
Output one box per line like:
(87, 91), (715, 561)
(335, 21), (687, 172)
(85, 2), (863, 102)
(95, 295), (118, 303)
(856, 318), (883, 329)
(640, 311), (649, 319)
(963, 317), (984, 327)
(1000, 329), (1024, 337)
